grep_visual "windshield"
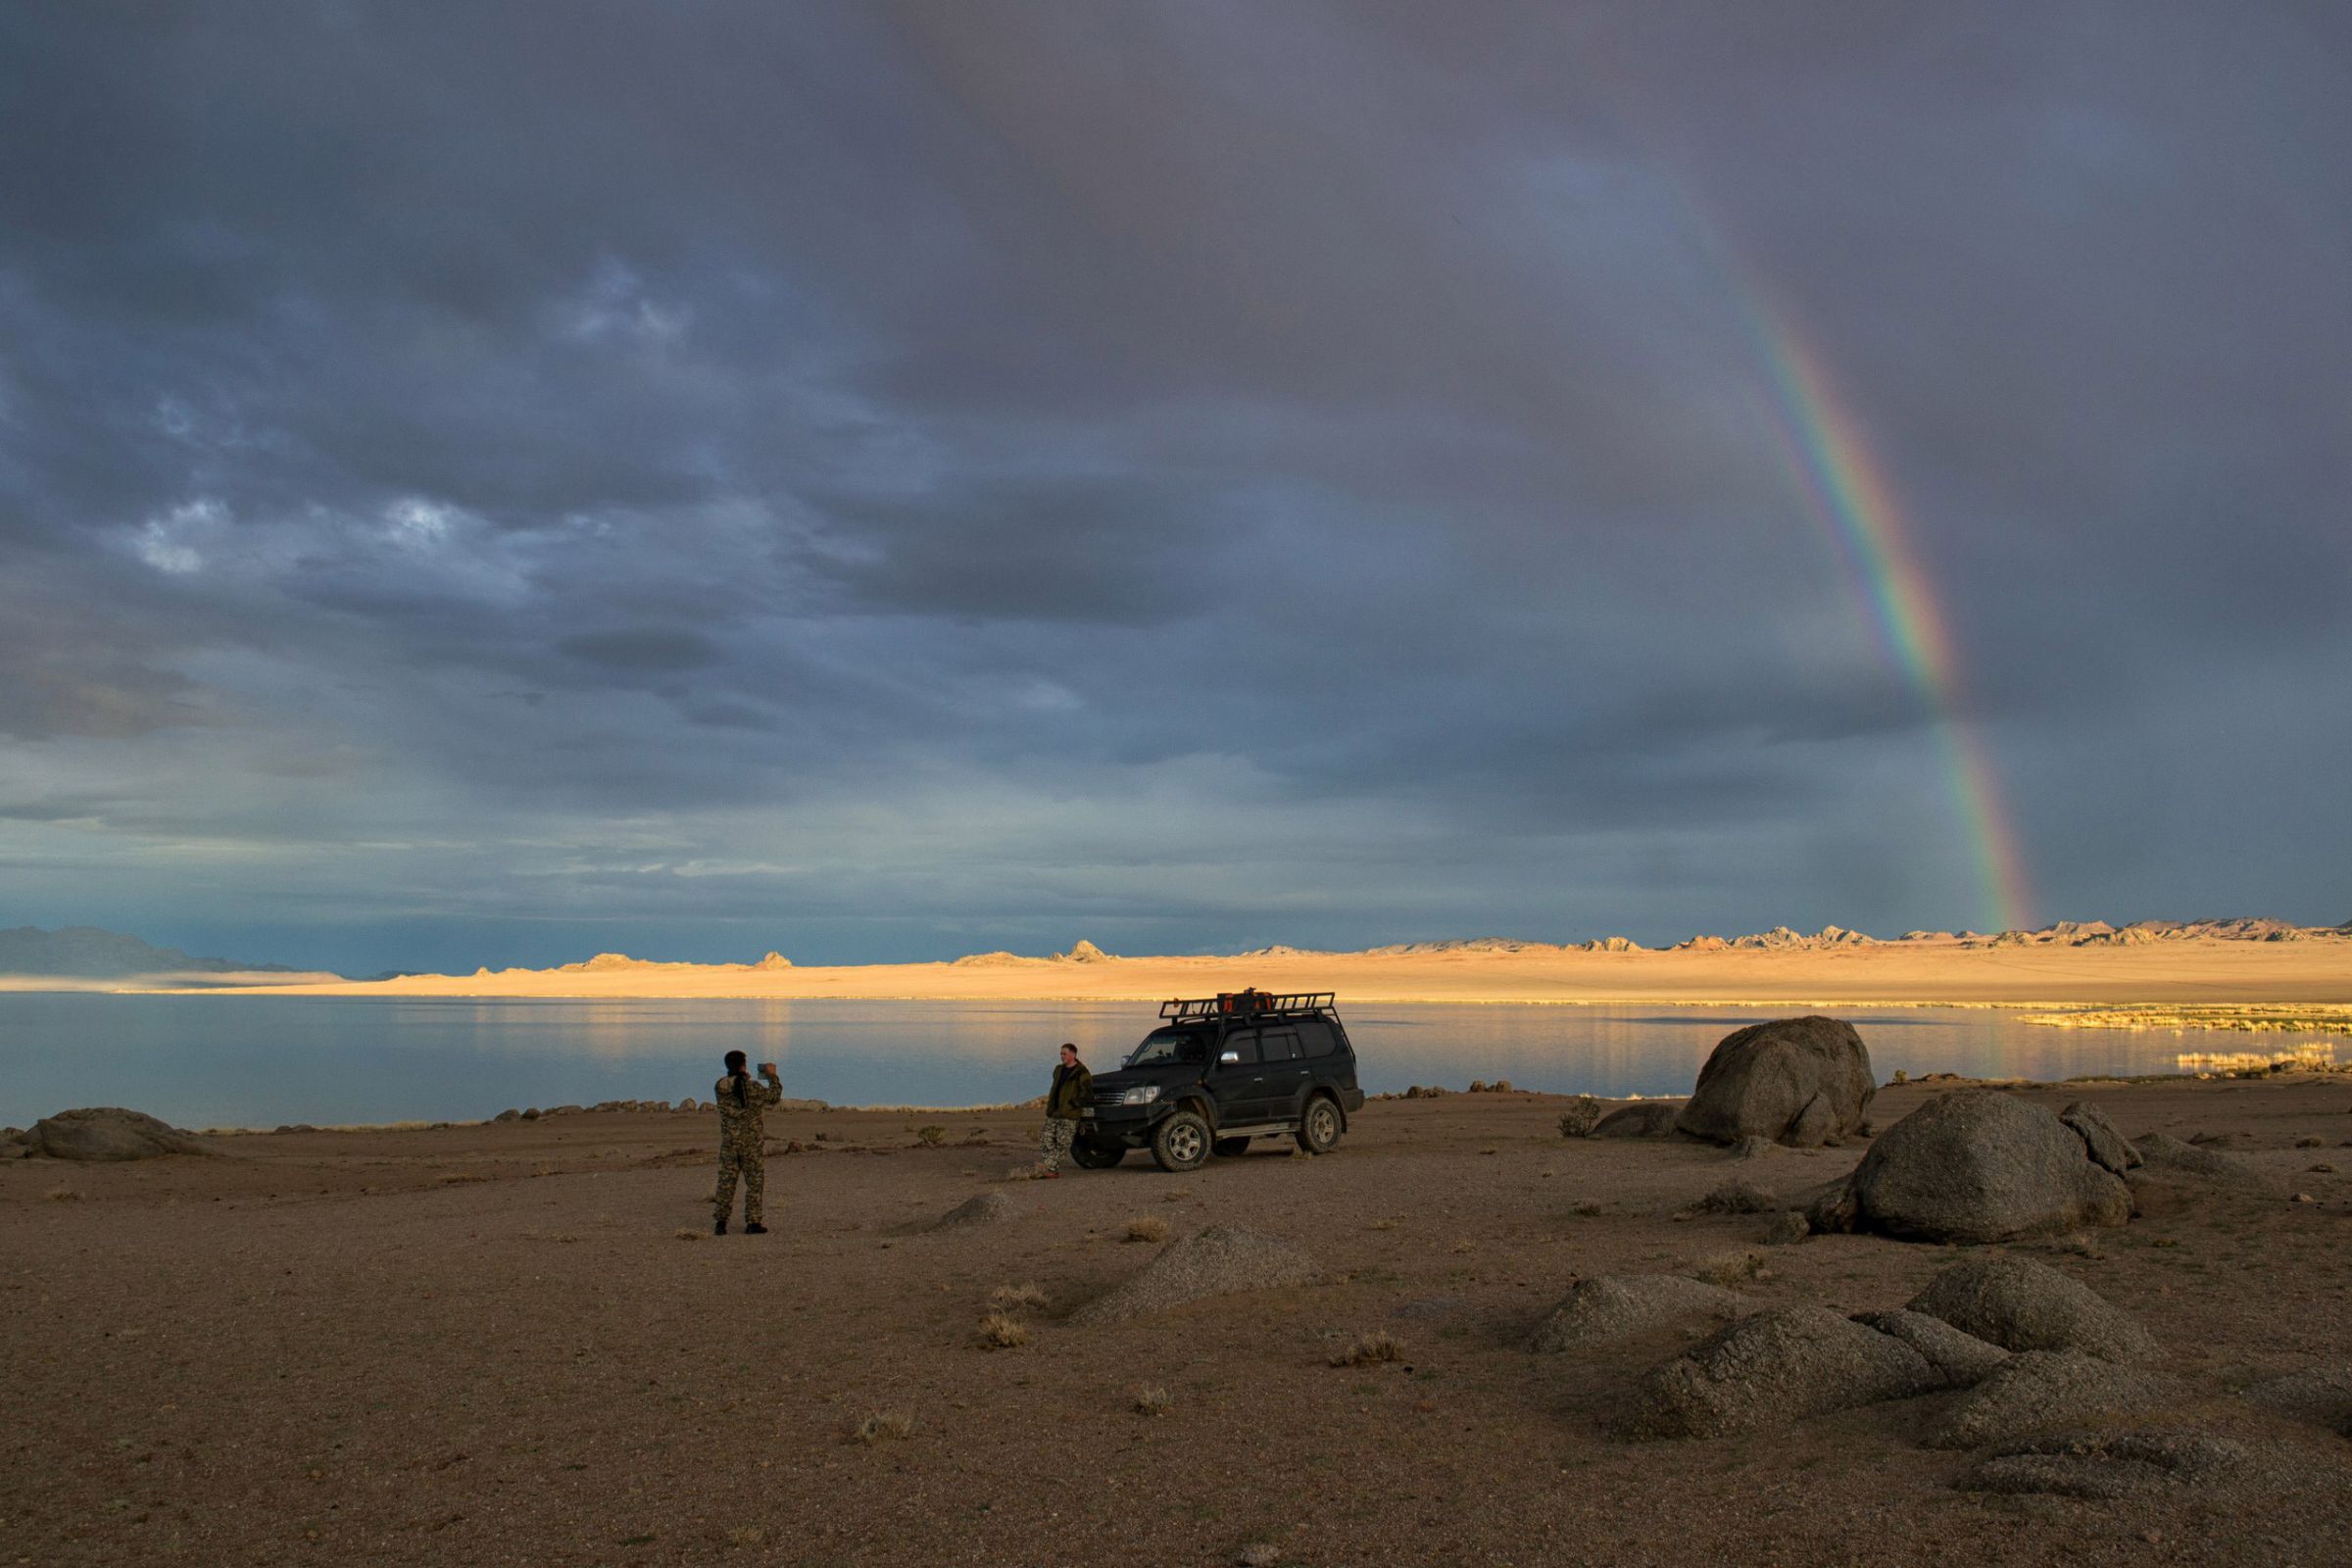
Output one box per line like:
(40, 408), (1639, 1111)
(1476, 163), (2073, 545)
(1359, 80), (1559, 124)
(1125, 1027), (1205, 1067)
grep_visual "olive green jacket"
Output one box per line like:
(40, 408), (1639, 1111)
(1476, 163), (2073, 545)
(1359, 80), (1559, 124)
(1046, 1061), (1093, 1120)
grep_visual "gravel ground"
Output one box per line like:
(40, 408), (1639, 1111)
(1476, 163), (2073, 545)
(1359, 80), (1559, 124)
(5, 1074), (2351, 1567)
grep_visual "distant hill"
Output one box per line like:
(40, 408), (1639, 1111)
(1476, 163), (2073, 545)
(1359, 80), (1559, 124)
(0, 925), (311, 978)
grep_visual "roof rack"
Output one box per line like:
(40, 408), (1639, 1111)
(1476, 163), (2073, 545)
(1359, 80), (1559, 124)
(1160, 991), (1336, 1021)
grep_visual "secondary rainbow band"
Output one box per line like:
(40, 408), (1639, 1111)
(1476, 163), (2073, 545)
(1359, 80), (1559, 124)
(1744, 314), (2034, 935)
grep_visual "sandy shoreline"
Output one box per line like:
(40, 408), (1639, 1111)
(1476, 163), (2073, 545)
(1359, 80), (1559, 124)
(56, 933), (2352, 1012)
(8, 1071), (2350, 1566)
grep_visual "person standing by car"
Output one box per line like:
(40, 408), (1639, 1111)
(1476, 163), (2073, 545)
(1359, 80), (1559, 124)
(713, 1049), (783, 1233)
(1035, 1041), (1092, 1178)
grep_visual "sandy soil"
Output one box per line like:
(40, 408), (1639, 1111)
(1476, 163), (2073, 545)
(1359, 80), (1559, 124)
(7, 1074), (2351, 1567)
(137, 936), (2352, 1008)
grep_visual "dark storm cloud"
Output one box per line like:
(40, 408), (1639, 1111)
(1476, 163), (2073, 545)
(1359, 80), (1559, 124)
(1, 1), (2347, 968)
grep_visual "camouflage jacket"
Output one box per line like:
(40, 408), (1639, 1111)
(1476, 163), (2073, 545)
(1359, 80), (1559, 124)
(714, 1068), (783, 1140)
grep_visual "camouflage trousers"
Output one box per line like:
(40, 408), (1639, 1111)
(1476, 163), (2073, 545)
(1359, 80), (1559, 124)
(1036, 1116), (1077, 1173)
(714, 1128), (765, 1224)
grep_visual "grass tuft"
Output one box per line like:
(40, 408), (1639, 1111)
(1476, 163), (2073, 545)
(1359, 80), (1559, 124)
(976, 1311), (1029, 1349)
(848, 1410), (913, 1445)
(672, 1227), (703, 1241)
(1328, 1331), (1408, 1368)
(913, 1125), (947, 1147)
(1123, 1216), (1169, 1244)
(988, 1282), (1050, 1311)
(1132, 1385), (1173, 1417)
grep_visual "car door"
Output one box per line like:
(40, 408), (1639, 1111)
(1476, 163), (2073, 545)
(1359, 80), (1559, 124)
(1207, 1026), (1266, 1122)
(1256, 1025), (1311, 1120)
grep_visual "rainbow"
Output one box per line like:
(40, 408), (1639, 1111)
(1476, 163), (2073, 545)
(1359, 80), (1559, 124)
(1739, 306), (2034, 934)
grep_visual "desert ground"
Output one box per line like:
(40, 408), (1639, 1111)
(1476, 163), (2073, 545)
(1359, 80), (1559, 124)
(7, 1072), (2350, 1567)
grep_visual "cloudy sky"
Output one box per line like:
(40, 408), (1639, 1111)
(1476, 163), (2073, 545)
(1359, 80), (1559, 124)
(2, 3), (2346, 972)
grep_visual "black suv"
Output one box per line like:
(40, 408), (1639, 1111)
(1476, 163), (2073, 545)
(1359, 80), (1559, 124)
(1073, 991), (1366, 1172)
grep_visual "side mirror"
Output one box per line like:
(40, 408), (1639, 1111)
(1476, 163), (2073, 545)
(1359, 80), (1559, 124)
(1218, 1051), (1241, 1065)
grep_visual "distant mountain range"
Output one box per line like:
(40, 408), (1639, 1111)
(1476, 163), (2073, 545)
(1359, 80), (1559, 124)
(1231, 916), (2352, 959)
(0, 926), (313, 978)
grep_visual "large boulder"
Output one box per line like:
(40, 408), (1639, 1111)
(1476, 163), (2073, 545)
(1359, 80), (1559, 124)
(1926, 1351), (2183, 1449)
(1590, 1102), (1685, 1140)
(1906, 1254), (2157, 1362)
(1529, 1274), (1752, 1351)
(1826, 1090), (2133, 1244)
(1069, 1225), (1321, 1326)
(1676, 1016), (1875, 1148)
(1623, 1307), (1936, 1439)
(24, 1107), (218, 1161)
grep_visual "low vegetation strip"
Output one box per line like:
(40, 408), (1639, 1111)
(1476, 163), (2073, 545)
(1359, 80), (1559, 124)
(2021, 1004), (2352, 1035)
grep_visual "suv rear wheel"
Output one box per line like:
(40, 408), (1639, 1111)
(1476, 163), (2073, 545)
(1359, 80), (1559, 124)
(1070, 1138), (1124, 1169)
(1295, 1095), (1342, 1155)
(1152, 1108), (1211, 1172)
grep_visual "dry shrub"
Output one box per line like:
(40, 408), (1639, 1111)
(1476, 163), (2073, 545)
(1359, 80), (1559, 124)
(673, 1227), (703, 1241)
(1571, 1200), (1603, 1217)
(848, 1410), (913, 1445)
(1556, 1095), (1602, 1139)
(989, 1282), (1050, 1311)
(727, 1525), (766, 1547)
(44, 1187), (82, 1202)
(1161, 1188), (1193, 1203)
(1368, 1215), (1401, 1232)
(1449, 1238), (1475, 1254)
(1123, 1216), (1169, 1244)
(914, 1125), (948, 1147)
(1132, 1385), (1173, 1417)
(1329, 1331), (1407, 1368)
(1687, 1248), (1764, 1287)
(976, 1311), (1029, 1349)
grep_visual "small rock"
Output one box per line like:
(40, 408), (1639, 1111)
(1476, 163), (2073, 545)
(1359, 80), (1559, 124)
(1687, 1178), (1781, 1215)
(1852, 1309), (2009, 1388)
(1957, 1429), (2249, 1499)
(1927, 1352), (2181, 1449)
(1624, 1307), (1936, 1439)
(1906, 1254), (2157, 1362)
(1529, 1274), (1752, 1351)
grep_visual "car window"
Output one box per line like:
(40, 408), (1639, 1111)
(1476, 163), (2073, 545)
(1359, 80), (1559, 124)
(1294, 1019), (1336, 1057)
(1219, 1029), (1261, 1064)
(1260, 1028), (1301, 1061)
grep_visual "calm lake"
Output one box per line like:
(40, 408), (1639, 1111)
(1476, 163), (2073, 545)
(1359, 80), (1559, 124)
(1, 993), (2338, 1130)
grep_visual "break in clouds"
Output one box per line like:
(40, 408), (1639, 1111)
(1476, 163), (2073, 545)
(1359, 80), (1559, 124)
(1, 3), (2348, 971)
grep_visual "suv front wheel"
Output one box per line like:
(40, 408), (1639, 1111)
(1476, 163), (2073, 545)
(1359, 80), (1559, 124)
(1152, 1108), (1212, 1172)
(1295, 1095), (1343, 1155)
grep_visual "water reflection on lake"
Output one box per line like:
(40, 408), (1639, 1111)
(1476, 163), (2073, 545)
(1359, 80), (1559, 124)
(1, 993), (2341, 1130)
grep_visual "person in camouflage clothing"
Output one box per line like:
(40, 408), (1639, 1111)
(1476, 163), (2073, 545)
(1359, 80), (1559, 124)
(1035, 1041), (1092, 1178)
(712, 1049), (783, 1234)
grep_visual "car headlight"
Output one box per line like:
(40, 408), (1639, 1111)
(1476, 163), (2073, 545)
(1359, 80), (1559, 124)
(1119, 1084), (1161, 1105)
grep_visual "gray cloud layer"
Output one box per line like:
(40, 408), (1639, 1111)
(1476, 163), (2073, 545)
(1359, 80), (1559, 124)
(2, 3), (2346, 969)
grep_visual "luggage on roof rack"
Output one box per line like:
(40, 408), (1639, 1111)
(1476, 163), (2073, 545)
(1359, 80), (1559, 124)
(1159, 990), (1336, 1021)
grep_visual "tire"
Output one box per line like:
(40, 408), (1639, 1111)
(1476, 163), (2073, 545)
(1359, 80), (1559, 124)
(1151, 1109), (1212, 1173)
(1295, 1095), (1343, 1155)
(1212, 1136), (1250, 1158)
(1070, 1138), (1125, 1170)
